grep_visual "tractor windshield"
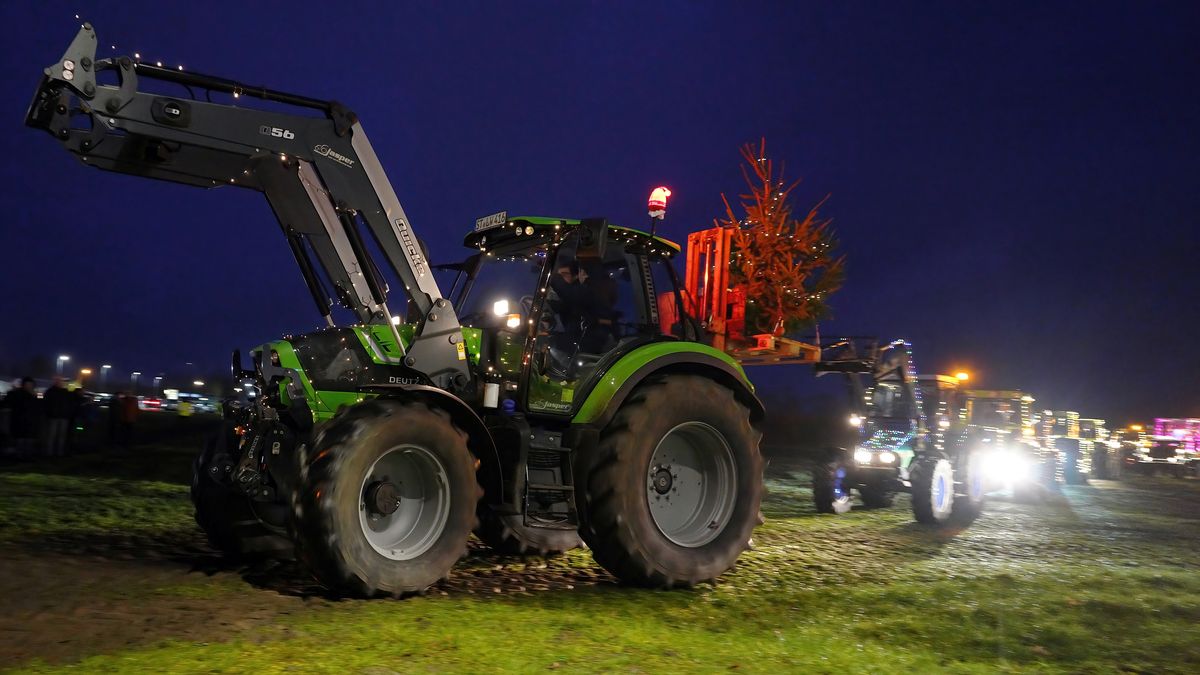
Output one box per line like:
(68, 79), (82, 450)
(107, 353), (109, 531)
(968, 399), (1022, 429)
(437, 243), (553, 331)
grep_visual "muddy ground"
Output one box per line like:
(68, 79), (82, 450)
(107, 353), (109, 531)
(1, 416), (1197, 671)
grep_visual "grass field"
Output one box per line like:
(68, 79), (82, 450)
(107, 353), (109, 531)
(1, 418), (1198, 673)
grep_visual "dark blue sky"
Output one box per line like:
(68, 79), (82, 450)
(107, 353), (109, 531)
(2, 1), (1197, 422)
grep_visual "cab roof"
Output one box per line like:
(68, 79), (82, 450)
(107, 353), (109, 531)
(463, 215), (681, 257)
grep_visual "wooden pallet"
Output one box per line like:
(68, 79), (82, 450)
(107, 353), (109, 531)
(727, 334), (822, 366)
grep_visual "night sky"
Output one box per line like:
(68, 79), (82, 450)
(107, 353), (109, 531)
(1, 1), (1197, 423)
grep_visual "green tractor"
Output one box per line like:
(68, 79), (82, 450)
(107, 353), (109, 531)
(28, 25), (764, 595)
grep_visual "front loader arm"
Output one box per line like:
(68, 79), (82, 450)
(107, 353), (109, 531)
(27, 24), (468, 389)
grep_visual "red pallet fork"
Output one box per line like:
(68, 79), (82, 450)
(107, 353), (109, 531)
(682, 226), (820, 365)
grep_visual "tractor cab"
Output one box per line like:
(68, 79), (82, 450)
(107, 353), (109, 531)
(820, 338), (928, 476)
(917, 374), (966, 453)
(810, 339), (937, 515)
(442, 215), (688, 417)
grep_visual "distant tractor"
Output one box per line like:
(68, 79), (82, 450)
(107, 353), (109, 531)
(954, 389), (1058, 501)
(1124, 419), (1200, 477)
(1078, 418), (1114, 479)
(807, 342), (985, 525)
(1039, 410), (1091, 485)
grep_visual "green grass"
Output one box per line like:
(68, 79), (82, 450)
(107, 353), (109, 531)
(2, 436), (1199, 673)
(0, 473), (190, 542)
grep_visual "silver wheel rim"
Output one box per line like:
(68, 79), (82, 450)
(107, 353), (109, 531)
(646, 422), (738, 548)
(358, 445), (450, 561)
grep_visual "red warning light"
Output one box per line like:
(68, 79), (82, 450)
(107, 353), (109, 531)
(648, 186), (672, 218)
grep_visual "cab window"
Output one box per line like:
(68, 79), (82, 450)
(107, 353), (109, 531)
(527, 233), (662, 414)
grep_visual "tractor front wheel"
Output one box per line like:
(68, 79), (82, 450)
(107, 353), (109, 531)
(911, 457), (955, 525)
(290, 400), (480, 596)
(812, 454), (854, 514)
(575, 375), (763, 588)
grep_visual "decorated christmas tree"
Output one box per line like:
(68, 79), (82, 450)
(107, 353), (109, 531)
(716, 139), (845, 336)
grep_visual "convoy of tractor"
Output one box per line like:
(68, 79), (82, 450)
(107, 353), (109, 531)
(26, 24), (1183, 598)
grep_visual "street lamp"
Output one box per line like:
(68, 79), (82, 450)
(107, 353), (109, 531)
(193, 380), (205, 389)
(954, 371), (970, 382)
(131, 371), (141, 395)
(153, 375), (163, 392)
(101, 364), (111, 390)
(79, 368), (93, 380)
(56, 354), (71, 375)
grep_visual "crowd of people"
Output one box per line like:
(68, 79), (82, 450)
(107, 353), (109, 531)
(0, 377), (140, 459)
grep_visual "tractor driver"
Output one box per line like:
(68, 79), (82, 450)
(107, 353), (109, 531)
(548, 258), (586, 350)
(547, 251), (620, 362)
(576, 258), (618, 353)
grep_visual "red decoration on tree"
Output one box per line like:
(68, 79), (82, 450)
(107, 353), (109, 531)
(717, 139), (845, 336)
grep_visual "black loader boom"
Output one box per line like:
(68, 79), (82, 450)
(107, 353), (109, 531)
(26, 23), (468, 389)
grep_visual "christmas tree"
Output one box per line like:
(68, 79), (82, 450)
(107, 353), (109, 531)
(717, 139), (845, 336)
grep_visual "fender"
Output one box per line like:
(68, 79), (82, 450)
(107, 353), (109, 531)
(572, 344), (765, 429)
(361, 383), (502, 498)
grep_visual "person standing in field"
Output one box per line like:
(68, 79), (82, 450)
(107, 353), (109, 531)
(118, 392), (139, 448)
(43, 377), (71, 457)
(107, 392), (123, 449)
(4, 377), (41, 458)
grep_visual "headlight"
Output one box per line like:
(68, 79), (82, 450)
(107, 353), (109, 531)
(853, 448), (872, 464)
(505, 314), (522, 329)
(981, 449), (1029, 483)
(493, 299), (510, 316)
(848, 414), (863, 428)
(879, 451), (896, 464)
(938, 419), (950, 429)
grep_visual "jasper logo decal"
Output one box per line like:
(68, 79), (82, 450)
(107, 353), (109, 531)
(313, 144), (354, 168)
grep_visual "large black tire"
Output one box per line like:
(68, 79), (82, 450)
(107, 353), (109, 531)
(812, 455), (854, 514)
(475, 509), (582, 556)
(574, 375), (763, 588)
(290, 400), (481, 597)
(858, 479), (895, 509)
(950, 450), (985, 523)
(191, 431), (291, 559)
(910, 457), (955, 525)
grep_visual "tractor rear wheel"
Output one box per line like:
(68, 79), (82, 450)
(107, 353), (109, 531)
(475, 509), (582, 557)
(812, 455), (854, 514)
(575, 375), (763, 588)
(191, 430), (291, 559)
(911, 457), (955, 525)
(290, 400), (480, 596)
